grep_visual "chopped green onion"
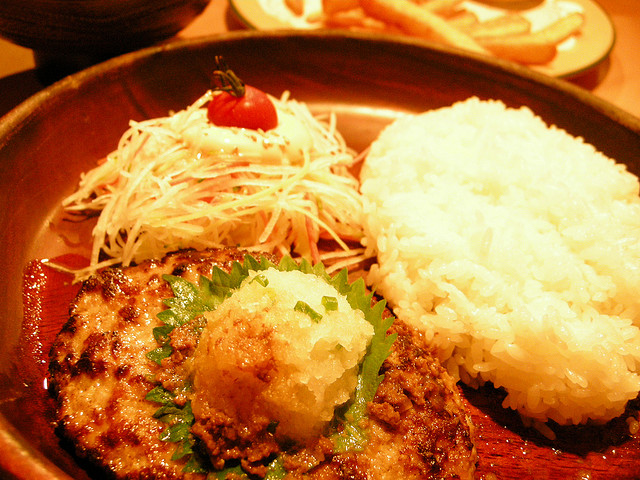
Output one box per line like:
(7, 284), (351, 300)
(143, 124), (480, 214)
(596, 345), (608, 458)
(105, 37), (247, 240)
(250, 273), (269, 287)
(294, 301), (322, 323)
(322, 295), (338, 312)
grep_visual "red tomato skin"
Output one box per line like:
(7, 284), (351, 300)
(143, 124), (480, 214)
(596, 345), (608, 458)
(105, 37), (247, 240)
(207, 85), (278, 131)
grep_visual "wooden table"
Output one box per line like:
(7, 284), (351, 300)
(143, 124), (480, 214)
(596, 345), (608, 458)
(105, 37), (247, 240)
(0, 0), (638, 119)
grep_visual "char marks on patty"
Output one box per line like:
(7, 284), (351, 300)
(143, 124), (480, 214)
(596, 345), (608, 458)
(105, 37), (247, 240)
(48, 248), (476, 479)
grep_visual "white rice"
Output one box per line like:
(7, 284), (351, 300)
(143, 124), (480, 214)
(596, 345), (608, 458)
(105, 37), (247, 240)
(359, 97), (640, 425)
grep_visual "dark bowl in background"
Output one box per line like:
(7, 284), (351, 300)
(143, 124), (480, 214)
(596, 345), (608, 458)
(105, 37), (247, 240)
(0, 0), (211, 56)
(0, 30), (639, 480)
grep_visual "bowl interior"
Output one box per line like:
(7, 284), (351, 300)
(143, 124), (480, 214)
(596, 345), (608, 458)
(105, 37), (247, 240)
(0, 31), (639, 480)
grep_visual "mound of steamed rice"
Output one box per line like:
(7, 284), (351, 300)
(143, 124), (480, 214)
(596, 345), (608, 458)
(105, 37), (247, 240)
(359, 97), (640, 426)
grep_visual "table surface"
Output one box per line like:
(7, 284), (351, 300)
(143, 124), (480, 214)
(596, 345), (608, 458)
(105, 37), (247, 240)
(0, 0), (638, 119)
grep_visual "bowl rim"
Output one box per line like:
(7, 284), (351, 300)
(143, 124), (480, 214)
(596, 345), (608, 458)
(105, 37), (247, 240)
(2, 29), (639, 139)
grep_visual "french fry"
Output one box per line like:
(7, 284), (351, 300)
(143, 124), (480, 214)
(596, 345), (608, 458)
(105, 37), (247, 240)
(466, 14), (531, 39)
(446, 10), (478, 30)
(420, 0), (465, 18)
(534, 11), (584, 44)
(318, 0), (584, 68)
(285, 0), (304, 16)
(477, 12), (584, 64)
(306, 11), (325, 23)
(322, 0), (360, 15)
(478, 34), (557, 64)
(324, 7), (395, 33)
(359, 0), (489, 54)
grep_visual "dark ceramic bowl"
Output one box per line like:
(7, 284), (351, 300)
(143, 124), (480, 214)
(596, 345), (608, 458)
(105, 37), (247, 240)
(0, 0), (211, 56)
(0, 31), (639, 480)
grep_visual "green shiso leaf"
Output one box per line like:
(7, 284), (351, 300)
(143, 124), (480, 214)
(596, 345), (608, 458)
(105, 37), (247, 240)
(159, 274), (216, 326)
(145, 385), (175, 404)
(146, 385), (203, 472)
(182, 452), (209, 474)
(145, 261), (258, 365)
(164, 422), (192, 444)
(146, 254), (395, 477)
(330, 279), (397, 452)
(146, 344), (173, 365)
(152, 324), (174, 344)
(170, 439), (194, 461)
(264, 456), (286, 479)
(212, 464), (248, 479)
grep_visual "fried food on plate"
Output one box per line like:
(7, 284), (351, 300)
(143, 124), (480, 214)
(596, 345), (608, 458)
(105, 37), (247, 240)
(285, 0), (305, 15)
(317, 0), (585, 66)
(359, 0), (489, 54)
(322, 0), (360, 15)
(476, 11), (584, 64)
(464, 13), (531, 38)
(323, 6), (399, 33)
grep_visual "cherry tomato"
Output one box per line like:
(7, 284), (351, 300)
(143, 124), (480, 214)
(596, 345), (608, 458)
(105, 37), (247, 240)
(207, 85), (278, 131)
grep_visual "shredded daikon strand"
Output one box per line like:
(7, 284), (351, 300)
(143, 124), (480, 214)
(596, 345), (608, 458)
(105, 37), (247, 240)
(60, 90), (366, 281)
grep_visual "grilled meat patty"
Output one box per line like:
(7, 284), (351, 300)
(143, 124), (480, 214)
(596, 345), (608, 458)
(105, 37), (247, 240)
(49, 248), (252, 480)
(48, 248), (476, 479)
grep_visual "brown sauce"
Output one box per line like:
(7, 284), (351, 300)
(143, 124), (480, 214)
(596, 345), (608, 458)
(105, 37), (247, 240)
(6, 256), (94, 479)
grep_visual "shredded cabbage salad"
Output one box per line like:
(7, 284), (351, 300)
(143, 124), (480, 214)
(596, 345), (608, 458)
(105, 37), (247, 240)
(61, 90), (366, 281)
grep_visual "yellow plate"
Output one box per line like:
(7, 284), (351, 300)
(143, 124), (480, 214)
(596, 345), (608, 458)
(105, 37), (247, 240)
(229, 0), (615, 78)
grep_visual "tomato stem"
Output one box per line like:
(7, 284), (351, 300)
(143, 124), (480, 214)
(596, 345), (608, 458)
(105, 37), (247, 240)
(212, 56), (246, 98)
